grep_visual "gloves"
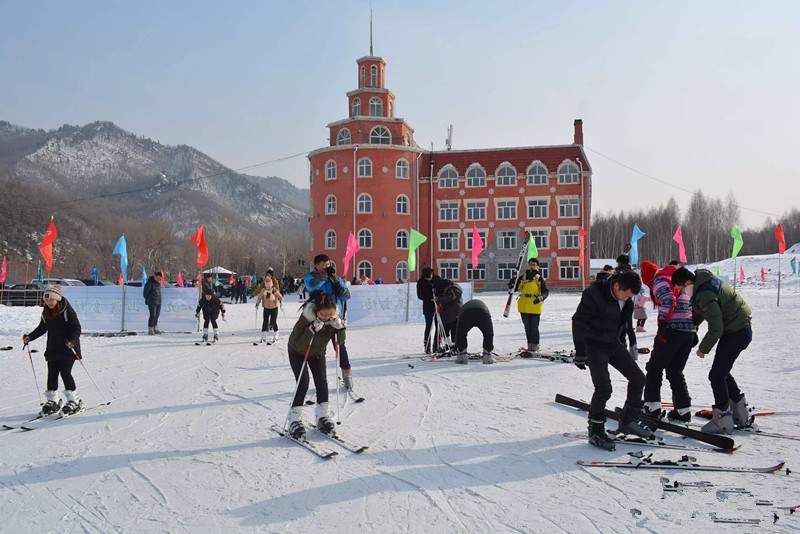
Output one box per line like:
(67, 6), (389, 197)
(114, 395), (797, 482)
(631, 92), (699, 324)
(195, 313), (200, 319)
(692, 332), (699, 347)
(255, 303), (259, 309)
(507, 278), (515, 290)
(656, 321), (668, 345)
(574, 345), (587, 370)
(629, 345), (638, 361)
(533, 295), (544, 304)
(309, 318), (325, 333)
(327, 316), (345, 330)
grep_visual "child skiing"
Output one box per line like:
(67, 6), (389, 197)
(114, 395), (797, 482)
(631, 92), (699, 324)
(195, 290), (226, 343)
(512, 257), (549, 352)
(633, 287), (649, 332)
(21, 285), (83, 415)
(255, 278), (284, 343)
(286, 291), (341, 439)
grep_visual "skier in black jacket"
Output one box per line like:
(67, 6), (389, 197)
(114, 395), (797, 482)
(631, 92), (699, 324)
(572, 270), (652, 450)
(195, 290), (226, 342)
(143, 271), (163, 335)
(22, 285), (83, 415)
(416, 267), (441, 353)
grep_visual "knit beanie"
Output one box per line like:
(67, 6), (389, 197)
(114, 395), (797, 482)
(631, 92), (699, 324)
(43, 285), (63, 301)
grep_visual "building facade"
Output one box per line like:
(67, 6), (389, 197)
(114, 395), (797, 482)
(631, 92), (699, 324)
(308, 54), (592, 289)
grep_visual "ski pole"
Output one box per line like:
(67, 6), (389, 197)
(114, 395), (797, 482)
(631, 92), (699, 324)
(71, 347), (111, 405)
(196, 314), (200, 333)
(333, 340), (343, 424)
(24, 343), (43, 405)
(284, 334), (315, 431)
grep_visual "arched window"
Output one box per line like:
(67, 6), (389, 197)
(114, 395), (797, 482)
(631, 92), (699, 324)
(337, 129), (351, 145)
(496, 165), (517, 186)
(439, 167), (458, 188)
(396, 261), (409, 281)
(396, 229), (409, 249)
(370, 126), (390, 144)
(369, 97), (383, 117)
(325, 195), (337, 214)
(396, 159), (409, 178)
(358, 229), (372, 249)
(370, 65), (378, 87)
(325, 230), (336, 249)
(358, 157), (372, 177)
(325, 160), (336, 180)
(360, 66), (365, 88)
(352, 98), (361, 117)
(466, 166), (486, 187)
(358, 193), (372, 213)
(527, 164), (548, 185)
(396, 195), (409, 214)
(358, 260), (373, 278)
(558, 163), (579, 184)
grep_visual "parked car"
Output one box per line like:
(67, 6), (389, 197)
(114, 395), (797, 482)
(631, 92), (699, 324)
(124, 281), (143, 287)
(3, 283), (43, 306)
(40, 278), (87, 286)
(79, 279), (117, 286)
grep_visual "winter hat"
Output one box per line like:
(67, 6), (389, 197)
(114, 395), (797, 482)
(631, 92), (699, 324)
(264, 279), (273, 288)
(267, 267), (274, 274)
(360, 275), (367, 281)
(640, 261), (659, 287)
(43, 285), (63, 301)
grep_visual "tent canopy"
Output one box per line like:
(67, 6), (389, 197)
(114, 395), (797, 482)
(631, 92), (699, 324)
(201, 266), (234, 275)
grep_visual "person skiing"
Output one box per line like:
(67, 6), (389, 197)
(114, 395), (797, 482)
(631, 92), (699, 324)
(671, 267), (753, 433)
(572, 270), (653, 450)
(640, 261), (697, 423)
(252, 267), (280, 297)
(255, 278), (284, 343)
(454, 299), (496, 364)
(286, 290), (341, 439)
(143, 270), (163, 335)
(512, 257), (549, 352)
(21, 285), (84, 415)
(416, 267), (441, 354)
(633, 287), (649, 332)
(435, 278), (463, 351)
(195, 290), (226, 343)
(304, 254), (354, 390)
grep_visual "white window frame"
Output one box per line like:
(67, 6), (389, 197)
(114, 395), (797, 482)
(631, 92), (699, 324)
(438, 261), (460, 281)
(438, 167), (458, 188)
(495, 165), (517, 186)
(559, 258), (580, 280)
(360, 66), (365, 88)
(526, 197), (549, 219)
(438, 230), (459, 251)
(337, 129), (351, 145)
(358, 229), (373, 249)
(558, 163), (579, 184)
(396, 194), (410, 215)
(464, 229), (488, 251)
(358, 260), (373, 279)
(465, 200), (487, 221)
(537, 261), (550, 280)
(370, 65), (378, 87)
(358, 157), (372, 178)
(527, 163), (548, 185)
(325, 160), (336, 180)
(494, 198), (518, 220)
(438, 201), (459, 222)
(497, 262), (517, 280)
(528, 228), (550, 250)
(396, 229), (409, 249)
(466, 166), (486, 187)
(466, 262), (486, 281)
(496, 229), (518, 250)
(370, 126), (390, 144)
(369, 97), (383, 117)
(558, 197), (580, 218)
(352, 97), (361, 117)
(396, 261), (409, 281)
(396, 159), (409, 178)
(357, 193), (372, 214)
(559, 228), (580, 249)
(325, 195), (337, 215)
(325, 230), (336, 250)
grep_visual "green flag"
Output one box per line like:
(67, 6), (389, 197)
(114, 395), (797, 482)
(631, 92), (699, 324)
(408, 229), (428, 272)
(731, 224), (743, 260)
(215, 272), (219, 285)
(527, 233), (538, 261)
(37, 260), (43, 288)
(716, 265), (721, 275)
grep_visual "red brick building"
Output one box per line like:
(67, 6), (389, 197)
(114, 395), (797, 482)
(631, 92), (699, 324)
(308, 54), (592, 290)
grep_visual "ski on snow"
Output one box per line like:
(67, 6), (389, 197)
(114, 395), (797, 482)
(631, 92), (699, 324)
(554, 394), (736, 450)
(2, 412), (59, 431)
(305, 422), (368, 453)
(269, 423), (338, 459)
(578, 451), (785, 473)
(562, 432), (737, 453)
(18, 401), (109, 431)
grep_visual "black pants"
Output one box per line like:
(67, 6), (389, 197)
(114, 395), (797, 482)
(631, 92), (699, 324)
(289, 350), (328, 407)
(644, 330), (693, 409)
(423, 310), (439, 351)
(636, 318), (647, 328)
(148, 303), (161, 328)
(47, 358), (76, 391)
(442, 321), (457, 346)
(709, 326), (752, 408)
(333, 328), (351, 369)
(261, 307), (278, 332)
(587, 343), (645, 422)
(455, 308), (493, 353)
(520, 313), (541, 344)
(203, 314), (219, 329)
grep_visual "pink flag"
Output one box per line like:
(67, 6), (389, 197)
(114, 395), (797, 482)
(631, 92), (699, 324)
(775, 223), (786, 254)
(0, 256), (6, 283)
(177, 272), (184, 287)
(740, 266), (745, 282)
(471, 224), (484, 270)
(672, 226), (688, 263)
(761, 267), (766, 281)
(197, 271), (202, 288)
(342, 231), (360, 277)
(578, 229), (588, 267)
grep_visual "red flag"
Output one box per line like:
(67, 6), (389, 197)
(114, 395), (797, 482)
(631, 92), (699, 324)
(40, 218), (58, 273)
(119, 271), (124, 285)
(229, 272), (235, 284)
(578, 228), (588, 267)
(160, 270), (166, 287)
(740, 266), (745, 282)
(190, 224), (209, 268)
(177, 272), (184, 287)
(761, 267), (766, 281)
(775, 223), (786, 254)
(0, 256), (6, 283)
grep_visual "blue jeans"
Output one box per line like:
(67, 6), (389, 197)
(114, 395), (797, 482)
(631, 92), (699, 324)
(148, 303), (161, 328)
(709, 325), (751, 408)
(520, 313), (541, 344)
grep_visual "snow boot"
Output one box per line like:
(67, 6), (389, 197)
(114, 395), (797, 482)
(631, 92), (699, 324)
(456, 350), (469, 364)
(272, 331), (279, 343)
(618, 405), (655, 439)
(482, 350), (496, 364)
(341, 369), (353, 391)
(41, 390), (61, 415)
(666, 407), (692, 423)
(588, 418), (616, 451)
(154, 325), (163, 335)
(641, 401), (663, 420)
(62, 390), (83, 415)
(288, 407), (306, 440)
(701, 404), (734, 434)
(636, 326), (646, 333)
(213, 330), (219, 342)
(315, 402), (335, 435)
(202, 328), (208, 343)
(260, 332), (267, 343)
(730, 393), (752, 428)
(148, 326), (155, 336)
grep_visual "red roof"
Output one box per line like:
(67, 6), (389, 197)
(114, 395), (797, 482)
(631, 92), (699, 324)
(420, 145), (589, 177)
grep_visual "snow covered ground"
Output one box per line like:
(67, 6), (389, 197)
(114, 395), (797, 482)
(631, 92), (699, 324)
(0, 279), (798, 533)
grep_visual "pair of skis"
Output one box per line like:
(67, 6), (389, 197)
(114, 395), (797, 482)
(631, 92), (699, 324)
(578, 450), (786, 474)
(562, 432), (737, 453)
(2, 401), (105, 432)
(270, 422), (368, 459)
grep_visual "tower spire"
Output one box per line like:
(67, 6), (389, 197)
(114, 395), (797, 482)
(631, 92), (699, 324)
(370, 8), (373, 56)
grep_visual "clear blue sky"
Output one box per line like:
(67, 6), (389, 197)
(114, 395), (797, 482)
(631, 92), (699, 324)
(2, 1), (797, 228)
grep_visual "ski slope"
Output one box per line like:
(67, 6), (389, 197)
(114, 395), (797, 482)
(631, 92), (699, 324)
(0, 280), (798, 532)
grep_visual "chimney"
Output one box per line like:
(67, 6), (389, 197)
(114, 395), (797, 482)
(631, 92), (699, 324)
(573, 119), (583, 146)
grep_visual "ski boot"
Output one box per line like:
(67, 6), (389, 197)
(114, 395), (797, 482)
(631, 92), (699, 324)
(730, 393), (752, 428)
(272, 331), (279, 343)
(456, 350), (469, 364)
(588, 418), (616, 451)
(482, 350), (495, 364)
(202, 334), (208, 343)
(260, 332), (267, 343)
(154, 325), (163, 335)
(41, 390), (61, 415)
(641, 402), (664, 420)
(702, 404), (734, 434)
(148, 326), (155, 335)
(62, 390), (83, 415)
(316, 402), (335, 436)
(618, 405), (655, 438)
(666, 407), (692, 423)
(213, 330), (219, 342)
(342, 369), (353, 391)
(288, 407), (306, 440)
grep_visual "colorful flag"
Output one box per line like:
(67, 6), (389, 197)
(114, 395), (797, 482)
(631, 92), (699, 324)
(672, 226), (688, 263)
(92, 265), (98, 285)
(761, 267), (766, 281)
(716, 265), (721, 275)
(0, 256), (6, 283)
(229, 272), (235, 284)
(214, 272), (219, 286)
(142, 266), (147, 284)
(740, 266), (745, 283)
(113, 235), (128, 283)
(190, 224), (209, 268)
(578, 229), (588, 267)
(343, 231), (361, 277)
(775, 223), (786, 254)
(527, 232), (538, 261)
(471, 225), (484, 271)
(37, 261), (43, 288)
(408, 229), (428, 272)
(731, 224), (743, 260)
(40, 218), (58, 273)
(118, 271), (123, 285)
(161, 270), (165, 287)
(791, 257), (797, 275)
(630, 224), (646, 265)
(197, 271), (202, 288)
(177, 272), (184, 287)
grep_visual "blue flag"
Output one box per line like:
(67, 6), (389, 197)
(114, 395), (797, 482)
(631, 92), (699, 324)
(142, 265), (147, 284)
(791, 257), (797, 275)
(92, 265), (98, 285)
(630, 224), (646, 265)
(113, 235), (128, 283)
